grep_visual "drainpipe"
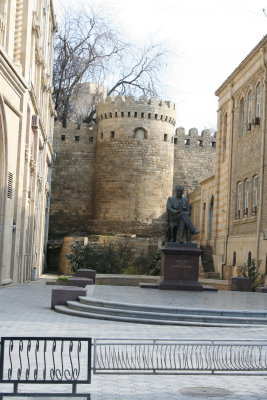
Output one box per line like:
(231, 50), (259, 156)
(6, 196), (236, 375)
(256, 47), (267, 267)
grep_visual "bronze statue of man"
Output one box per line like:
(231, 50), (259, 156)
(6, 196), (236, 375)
(166, 185), (200, 243)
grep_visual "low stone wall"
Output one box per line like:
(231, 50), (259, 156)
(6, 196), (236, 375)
(57, 235), (160, 275)
(58, 236), (85, 275)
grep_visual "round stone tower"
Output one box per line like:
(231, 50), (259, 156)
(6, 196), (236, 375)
(93, 95), (176, 236)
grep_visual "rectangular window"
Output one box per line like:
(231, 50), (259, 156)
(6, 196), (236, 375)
(110, 131), (115, 139)
(252, 176), (258, 213)
(164, 134), (167, 142)
(89, 137), (93, 143)
(244, 179), (249, 215)
(256, 85), (261, 118)
(239, 100), (244, 137)
(75, 136), (79, 142)
(236, 182), (241, 218)
(61, 135), (65, 141)
(247, 92), (252, 124)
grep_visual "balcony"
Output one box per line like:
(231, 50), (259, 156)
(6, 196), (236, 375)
(0, 12), (6, 48)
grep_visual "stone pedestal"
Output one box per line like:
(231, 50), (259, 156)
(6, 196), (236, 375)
(159, 243), (204, 291)
(76, 268), (96, 284)
(230, 277), (252, 292)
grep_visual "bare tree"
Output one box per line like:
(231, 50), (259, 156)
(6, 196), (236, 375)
(53, 6), (168, 127)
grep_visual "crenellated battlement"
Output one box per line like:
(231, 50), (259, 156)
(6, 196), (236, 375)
(175, 127), (216, 148)
(102, 95), (175, 109)
(173, 126), (217, 193)
(53, 120), (97, 147)
(96, 95), (176, 126)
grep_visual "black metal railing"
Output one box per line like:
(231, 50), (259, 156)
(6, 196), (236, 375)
(1, 336), (267, 398)
(0, 337), (91, 398)
(93, 338), (267, 375)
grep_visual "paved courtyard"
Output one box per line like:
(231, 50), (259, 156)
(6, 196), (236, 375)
(0, 277), (267, 399)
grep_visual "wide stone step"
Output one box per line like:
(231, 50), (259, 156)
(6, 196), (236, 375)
(78, 296), (267, 318)
(54, 298), (267, 326)
(54, 304), (267, 327)
(67, 300), (267, 325)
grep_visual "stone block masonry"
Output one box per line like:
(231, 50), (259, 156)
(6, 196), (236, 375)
(174, 127), (216, 194)
(50, 122), (96, 237)
(94, 95), (176, 236)
(49, 96), (216, 239)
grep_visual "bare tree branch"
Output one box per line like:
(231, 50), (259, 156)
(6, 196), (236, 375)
(53, 6), (169, 126)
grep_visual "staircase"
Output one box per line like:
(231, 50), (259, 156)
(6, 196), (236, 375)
(200, 245), (220, 279)
(54, 296), (267, 327)
(200, 245), (214, 272)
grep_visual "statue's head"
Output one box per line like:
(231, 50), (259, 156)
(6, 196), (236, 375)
(175, 185), (184, 196)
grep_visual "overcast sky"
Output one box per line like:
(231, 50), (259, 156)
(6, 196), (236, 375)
(53, 0), (267, 133)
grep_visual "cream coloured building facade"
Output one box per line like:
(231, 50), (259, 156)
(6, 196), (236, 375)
(0, 0), (56, 284)
(190, 35), (267, 280)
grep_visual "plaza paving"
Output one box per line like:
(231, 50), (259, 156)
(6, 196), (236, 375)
(0, 277), (267, 399)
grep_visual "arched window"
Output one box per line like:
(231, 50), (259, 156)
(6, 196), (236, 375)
(0, 1), (6, 14)
(233, 252), (236, 266)
(243, 179), (249, 216)
(133, 127), (147, 139)
(0, 1), (7, 48)
(208, 196), (214, 239)
(239, 98), (244, 137)
(236, 182), (241, 218)
(222, 113), (227, 162)
(255, 84), (261, 120)
(248, 251), (252, 264)
(252, 175), (259, 214)
(247, 91), (252, 128)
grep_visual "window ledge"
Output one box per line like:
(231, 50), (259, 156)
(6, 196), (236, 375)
(233, 215), (257, 225)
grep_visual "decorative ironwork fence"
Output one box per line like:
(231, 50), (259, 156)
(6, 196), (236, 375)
(93, 338), (267, 375)
(0, 337), (91, 398)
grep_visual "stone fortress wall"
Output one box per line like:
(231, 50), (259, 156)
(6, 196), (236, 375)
(173, 127), (216, 195)
(50, 122), (97, 237)
(93, 95), (176, 236)
(49, 95), (216, 239)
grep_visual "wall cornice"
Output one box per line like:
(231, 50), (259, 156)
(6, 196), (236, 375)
(0, 50), (27, 96)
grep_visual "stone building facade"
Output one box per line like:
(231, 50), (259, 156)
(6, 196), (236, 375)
(189, 34), (267, 279)
(49, 95), (216, 240)
(0, 0), (56, 285)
